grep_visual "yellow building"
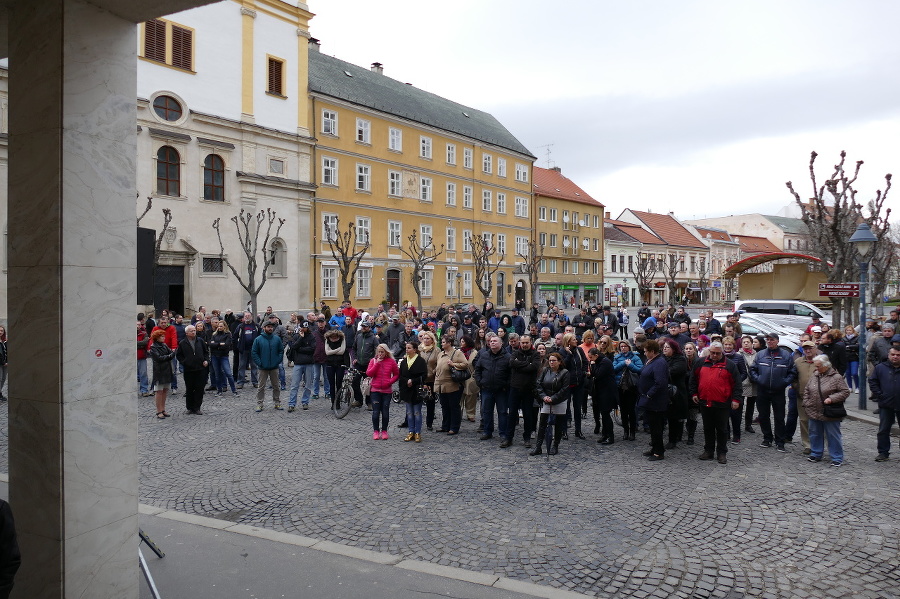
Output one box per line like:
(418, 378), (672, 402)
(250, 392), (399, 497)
(308, 42), (535, 310)
(533, 166), (605, 307)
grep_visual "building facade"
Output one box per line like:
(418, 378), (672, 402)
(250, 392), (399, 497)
(308, 44), (535, 310)
(532, 166), (605, 307)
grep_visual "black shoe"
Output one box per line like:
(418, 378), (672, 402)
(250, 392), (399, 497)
(776, 444), (787, 453)
(686, 436), (695, 446)
(529, 445), (543, 456)
(642, 450), (654, 457)
(436, 429), (449, 433)
(427, 426), (434, 432)
(398, 422), (408, 428)
(648, 454), (664, 461)
(759, 440), (773, 448)
(562, 432), (569, 441)
(698, 452), (714, 460)
(524, 437), (532, 448)
(600, 438), (614, 445)
(717, 454), (727, 464)
(479, 434), (493, 440)
(575, 431), (586, 439)
(499, 439), (511, 448)
(594, 424), (601, 435)
(875, 454), (889, 462)
(664, 442), (677, 450)
(548, 444), (558, 456)
(744, 426), (755, 433)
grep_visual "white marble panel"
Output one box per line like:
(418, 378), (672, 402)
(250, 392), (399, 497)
(64, 512), (139, 598)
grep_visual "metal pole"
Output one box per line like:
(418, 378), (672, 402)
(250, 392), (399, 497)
(859, 259), (868, 410)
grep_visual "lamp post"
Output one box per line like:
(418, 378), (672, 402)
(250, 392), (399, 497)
(849, 222), (877, 410)
(455, 272), (462, 304)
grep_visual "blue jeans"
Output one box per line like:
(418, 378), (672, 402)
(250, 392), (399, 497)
(845, 361), (859, 392)
(289, 364), (315, 407)
(302, 363), (320, 403)
(371, 390), (391, 431)
(480, 387), (510, 438)
(808, 419), (843, 463)
(784, 387), (798, 440)
(314, 364), (330, 397)
(238, 350), (258, 386)
(211, 355), (236, 392)
(137, 358), (149, 394)
(406, 402), (423, 434)
(278, 361), (286, 388)
(170, 360), (179, 390)
(877, 406), (899, 456)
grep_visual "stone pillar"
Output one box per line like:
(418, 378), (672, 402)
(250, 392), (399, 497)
(7, 0), (138, 597)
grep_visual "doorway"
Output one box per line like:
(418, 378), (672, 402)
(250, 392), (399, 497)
(386, 269), (400, 308)
(496, 272), (505, 306)
(154, 265), (185, 315)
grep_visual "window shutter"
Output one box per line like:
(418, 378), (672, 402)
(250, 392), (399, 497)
(171, 25), (193, 70)
(144, 20), (166, 63)
(268, 58), (283, 96)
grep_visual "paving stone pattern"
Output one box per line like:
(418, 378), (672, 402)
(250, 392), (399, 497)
(3, 378), (899, 598)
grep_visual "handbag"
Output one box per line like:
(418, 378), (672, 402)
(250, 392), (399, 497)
(359, 376), (372, 397)
(618, 368), (635, 392)
(417, 385), (432, 402)
(449, 350), (471, 384)
(818, 378), (847, 419)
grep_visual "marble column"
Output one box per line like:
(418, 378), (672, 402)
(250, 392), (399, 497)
(7, 0), (139, 597)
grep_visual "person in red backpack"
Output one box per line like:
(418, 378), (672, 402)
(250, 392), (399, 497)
(690, 341), (741, 464)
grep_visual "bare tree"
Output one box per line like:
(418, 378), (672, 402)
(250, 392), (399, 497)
(660, 253), (681, 305)
(213, 208), (285, 318)
(471, 235), (504, 302)
(696, 256), (711, 304)
(136, 193), (152, 226)
(398, 230), (444, 314)
(786, 150), (892, 325)
(629, 251), (658, 304)
(516, 239), (545, 308)
(323, 217), (370, 304)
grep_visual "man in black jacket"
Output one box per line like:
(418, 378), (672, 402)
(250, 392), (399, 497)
(176, 325), (210, 415)
(474, 335), (513, 447)
(508, 335), (542, 448)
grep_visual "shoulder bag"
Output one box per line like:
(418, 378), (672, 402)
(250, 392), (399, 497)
(449, 349), (471, 384)
(818, 377), (847, 419)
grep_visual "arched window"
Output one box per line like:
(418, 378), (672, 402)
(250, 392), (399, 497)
(269, 238), (287, 277)
(156, 146), (180, 196)
(203, 154), (225, 201)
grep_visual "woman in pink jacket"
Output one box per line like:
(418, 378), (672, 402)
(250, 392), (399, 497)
(366, 343), (400, 440)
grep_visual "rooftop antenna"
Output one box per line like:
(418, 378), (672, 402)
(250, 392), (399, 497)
(536, 143), (555, 169)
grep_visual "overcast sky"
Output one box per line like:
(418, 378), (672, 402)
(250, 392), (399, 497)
(309, 0), (900, 220)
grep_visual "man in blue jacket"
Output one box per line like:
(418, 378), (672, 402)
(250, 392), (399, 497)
(870, 347), (900, 461)
(252, 321), (284, 412)
(750, 333), (797, 452)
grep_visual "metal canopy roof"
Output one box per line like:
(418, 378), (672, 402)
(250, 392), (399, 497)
(722, 252), (825, 279)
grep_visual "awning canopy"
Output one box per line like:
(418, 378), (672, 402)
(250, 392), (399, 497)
(722, 252), (827, 279)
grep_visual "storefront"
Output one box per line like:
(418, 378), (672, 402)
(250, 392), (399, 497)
(538, 284), (601, 308)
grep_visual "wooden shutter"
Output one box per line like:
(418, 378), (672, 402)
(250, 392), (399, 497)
(268, 58), (283, 96)
(143, 20), (166, 63)
(171, 25), (193, 70)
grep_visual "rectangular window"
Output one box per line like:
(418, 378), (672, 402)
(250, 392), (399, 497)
(498, 158), (507, 177)
(322, 213), (338, 242)
(420, 136), (432, 159)
(446, 269), (456, 297)
(483, 153), (492, 174)
(171, 24), (193, 71)
(446, 227), (456, 251)
(497, 233), (506, 256)
(571, 261), (578, 275)
(628, 255), (634, 272)
(143, 19), (166, 63)
(322, 266), (336, 298)
(584, 261), (590, 275)
(549, 260), (557, 274)
(446, 143), (456, 165)
(550, 208), (558, 222)
(463, 186), (473, 209)
(356, 118), (371, 144)
(482, 190), (492, 212)
(572, 212), (579, 230)
(481, 231), (493, 246)
(549, 234), (557, 248)
(562, 210), (570, 230)
(593, 238), (600, 252)
(463, 271), (472, 296)
(620, 255), (625, 272)
(421, 270), (433, 297)
(463, 230), (473, 252)
(356, 164), (371, 191)
(267, 56), (285, 96)
(516, 236), (528, 257)
(539, 232), (547, 246)
(593, 215), (600, 228)
(446, 182), (457, 206)
(356, 217), (371, 244)
(690, 256), (696, 272)
(389, 127), (402, 151)
(322, 109), (338, 135)
(388, 170), (402, 196)
(420, 224), (433, 248)
(515, 196), (528, 218)
(540, 259), (546, 274)
(388, 221), (401, 247)
(143, 20), (194, 71)
(322, 157), (337, 186)
(356, 267), (371, 297)
(463, 148), (473, 169)
(515, 163), (528, 182)
(539, 206), (547, 221)
(420, 177), (433, 202)
(572, 236), (579, 255)
(611, 254), (617, 272)
(497, 193), (506, 214)
(201, 256), (224, 273)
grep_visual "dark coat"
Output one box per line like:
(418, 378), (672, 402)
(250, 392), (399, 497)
(869, 360), (900, 410)
(665, 353), (689, 419)
(149, 340), (175, 385)
(533, 367), (571, 406)
(176, 337), (210, 372)
(399, 354), (428, 404)
(750, 347), (797, 391)
(509, 347), (542, 389)
(562, 346), (588, 387)
(589, 356), (618, 411)
(819, 341), (848, 376)
(290, 330), (316, 365)
(638, 354), (670, 412)
(474, 347), (512, 391)
(209, 331), (233, 358)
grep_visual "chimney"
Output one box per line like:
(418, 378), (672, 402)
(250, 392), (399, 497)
(370, 62), (383, 74)
(605, 211), (611, 220)
(551, 166), (561, 173)
(308, 37), (320, 52)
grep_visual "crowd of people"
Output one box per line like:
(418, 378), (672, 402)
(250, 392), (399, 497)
(135, 300), (900, 465)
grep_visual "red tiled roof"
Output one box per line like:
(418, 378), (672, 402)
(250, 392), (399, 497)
(735, 235), (780, 253)
(628, 210), (707, 249)
(533, 167), (604, 208)
(694, 227), (733, 242)
(608, 222), (665, 245)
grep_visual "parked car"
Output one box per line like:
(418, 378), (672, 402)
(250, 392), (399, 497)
(713, 312), (801, 352)
(732, 299), (830, 331)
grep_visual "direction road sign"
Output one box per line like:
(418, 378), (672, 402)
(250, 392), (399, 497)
(819, 290), (860, 298)
(818, 283), (860, 291)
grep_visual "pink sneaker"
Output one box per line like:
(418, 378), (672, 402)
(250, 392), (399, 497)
(380, 430), (389, 440)
(373, 431), (380, 440)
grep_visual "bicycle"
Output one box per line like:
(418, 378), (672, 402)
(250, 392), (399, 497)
(333, 366), (362, 419)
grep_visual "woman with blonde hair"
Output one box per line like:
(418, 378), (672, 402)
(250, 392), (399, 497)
(365, 343), (399, 440)
(433, 334), (471, 435)
(579, 330), (597, 358)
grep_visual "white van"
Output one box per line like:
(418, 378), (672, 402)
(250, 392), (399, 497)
(733, 299), (830, 330)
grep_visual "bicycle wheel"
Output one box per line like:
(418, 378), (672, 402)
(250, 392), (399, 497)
(333, 384), (353, 419)
(612, 407), (622, 426)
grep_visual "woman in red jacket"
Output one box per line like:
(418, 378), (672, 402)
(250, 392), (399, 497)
(366, 343), (399, 440)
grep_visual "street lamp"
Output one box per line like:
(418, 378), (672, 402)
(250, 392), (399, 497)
(455, 272), (462, 303)
(849, 222), (878, 410)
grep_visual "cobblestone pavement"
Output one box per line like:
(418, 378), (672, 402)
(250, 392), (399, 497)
(3, 377), (900, 598)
